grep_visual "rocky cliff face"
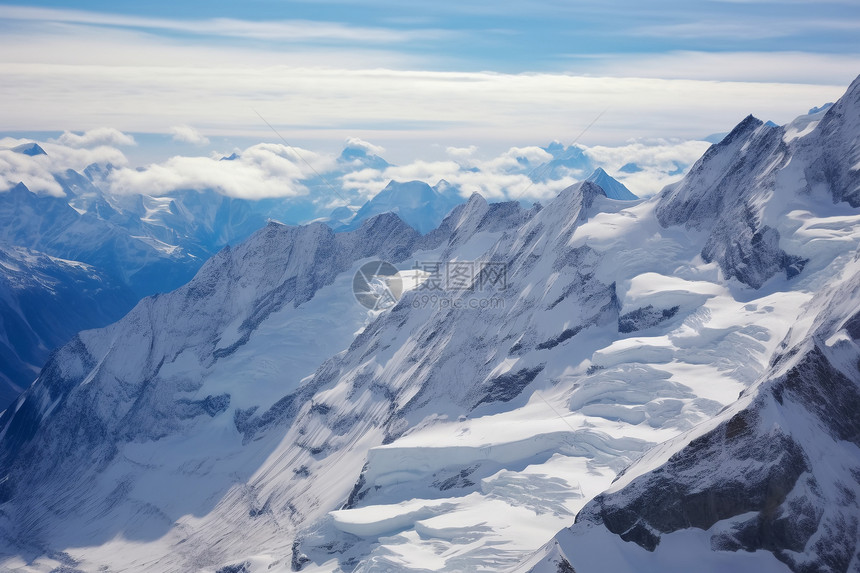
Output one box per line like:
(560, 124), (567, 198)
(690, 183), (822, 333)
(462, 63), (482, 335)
(655, 77), (860, 289)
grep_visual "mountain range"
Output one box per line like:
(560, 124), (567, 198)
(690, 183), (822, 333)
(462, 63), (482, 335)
(0, 135), (633, 412)
(0, 76), (857, 572)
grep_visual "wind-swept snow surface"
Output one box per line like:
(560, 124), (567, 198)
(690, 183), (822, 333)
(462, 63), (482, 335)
(1, 77), (860, 573)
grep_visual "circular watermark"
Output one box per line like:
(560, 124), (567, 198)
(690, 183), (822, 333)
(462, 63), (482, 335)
(352, 260), (403, 310)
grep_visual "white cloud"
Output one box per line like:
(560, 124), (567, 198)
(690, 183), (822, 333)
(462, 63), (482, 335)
(633, 19), (860, 40)
(583, 139), (710, 169)
(0, 5), (449, 44)
(0, 134), (342, 201)
(170, 125), (210, 146)
(341, 159), (459, 200)
(340, 146), (580, 203)
(0, 148), (63, 196)
(445, 145), (477, 161)
(39, 143), (129, 170)
(565, 51), (860, 85)
(583, 139), (712, 196)
(0, 136), (129, 195)
(504, 146), (553, 164)
(0, 59), (848, 157)
(338, 137), (713, 204)
(0, 13), (852, 157)
(53, 127), (136, 148)
(106, 143), (338, 199)
(0, 128), (712, 209)
(343, 137), (385, 156)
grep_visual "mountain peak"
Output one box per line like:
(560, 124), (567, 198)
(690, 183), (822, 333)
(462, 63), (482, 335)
(454, 192), (490, 226)
(7, 182), (32, 196)
(720, 114), (764, 146)
(808, 103), (834, 115)
(343, 180), (464, 234)
(585, 168), (638, 200)
(338, 140), (390, 170)
(464, 191), (487, 206)
(83, 162), (115, 182)
(544, 140), (565, 155)
(847, 73), (860, 97)
(434, 179), (458, 196)
(11, 142), (46, 157)
(552, 180), (609, 218)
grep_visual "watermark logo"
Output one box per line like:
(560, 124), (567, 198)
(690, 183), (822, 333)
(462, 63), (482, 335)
(352, 260), (403, 310)
(410, 293), (505, 310)
(412, 261), (508, 292)
(353, 260), (507, 310)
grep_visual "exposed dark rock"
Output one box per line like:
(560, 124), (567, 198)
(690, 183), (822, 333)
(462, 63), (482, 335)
(472, 365), (545, 409)
(583, 417), (809, 550)
(618, 305), (680, 333)
(572, 335), (860, 571)
(774, 346), (860, 447)
(216, 562), (250, 573)
(176, 393), (230, 419)
(343, 464), (370, 510)
(537, 328), (582, 350)
(433, 466), (478, 491)
(291, 540), (311, 571)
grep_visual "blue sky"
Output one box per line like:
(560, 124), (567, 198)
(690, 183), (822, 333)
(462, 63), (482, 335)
(5, 0), (859, 71)
(0, 0), (858, 162)
(4, 0), (858, 70)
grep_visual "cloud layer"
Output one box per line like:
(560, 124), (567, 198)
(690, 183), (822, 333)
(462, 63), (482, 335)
(0, 133), (130, 196)
(170, 125), (210, 146)
(0, 4), (855, 159)
(0, 128), (711, 206)
(53, 127), (136, 148)
(106, 143), (338, 200)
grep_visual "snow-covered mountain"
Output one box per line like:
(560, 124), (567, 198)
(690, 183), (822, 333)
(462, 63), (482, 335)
(336, 141), (391, 172)
(0, 138), (405, 302)
(331, 171), (631, 237)
(335, 180), (464, 234)
(10, 143), (46, 157)
(519, 76), (860, 573)
(585, 167), (638, 200)
(0, 161), (285, 404)
(520, 244), (860, 573)
(0, 245), (134, 410)
(0, 76), (858, 573)
(534, 141), (594, 180)
(0, 181), (201, 298)
(0, 177), (206, 403)
(112, 188), (270, 261)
